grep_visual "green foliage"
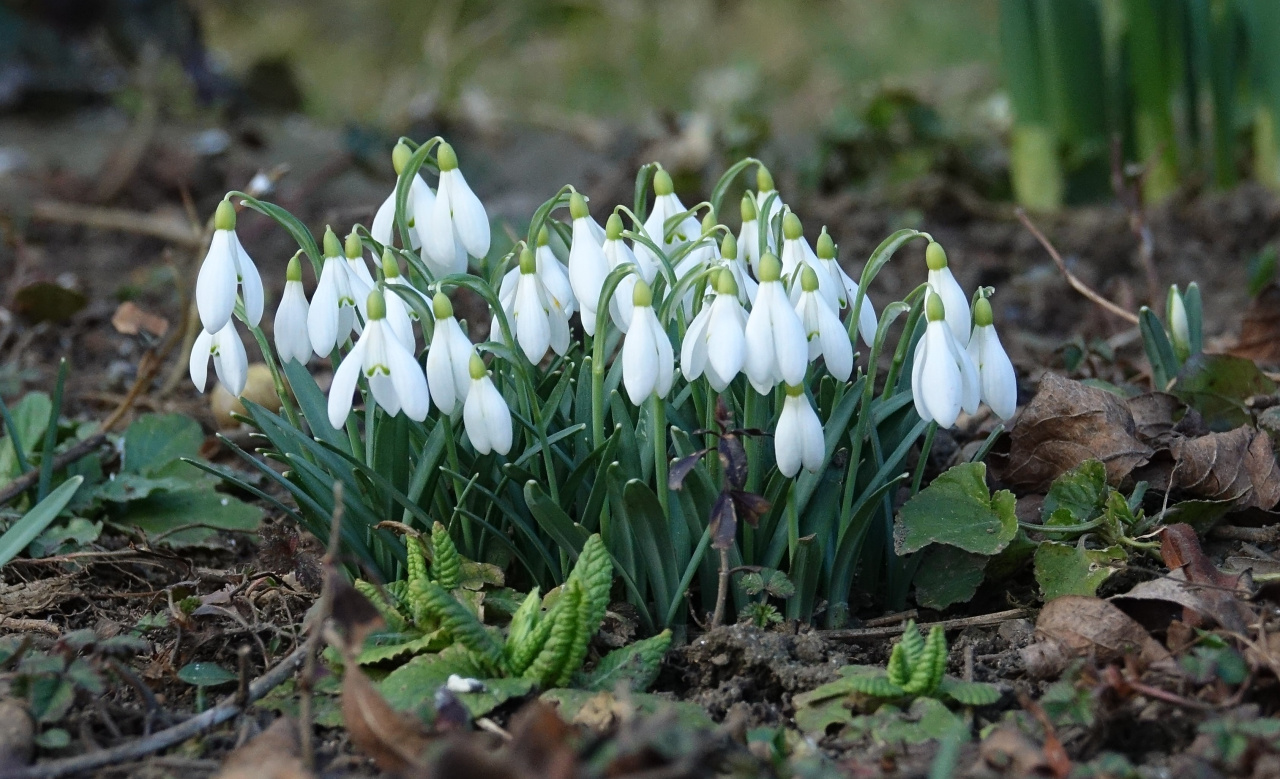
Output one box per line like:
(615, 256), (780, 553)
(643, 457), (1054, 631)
(429, 521), (461, 590)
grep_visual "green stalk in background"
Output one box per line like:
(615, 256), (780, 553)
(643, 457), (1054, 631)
(1124, 0), (1183, 202)
(1245, 0), (1280, 188)
(1038, 0), (1112, 202)
(1000, 0), (1064, 211)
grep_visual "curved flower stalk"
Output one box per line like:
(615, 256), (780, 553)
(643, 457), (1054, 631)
(603, 213), (652, 332)
(190, 319), (248, 397)
(794, 266), (853, 382)
(744, 253), (808, 395)
(426, 291), (475, 415)
(966, 296), (1018, 420)
(911, 293), (980, 428)
(378, 250), (416, 351)
(719, 232), (758, 305)
(421, 141), (490, 277)
(926, 241), (970, 346)
(636, 168), (701, 272)
(776, 384), (824, 478)
(463, 354), (513, 455)
(500, 247), (570, 363)
(816, 229), (877, 347)
(567, 192), (609, 335)
(273, 253), (311, 365)
(682, 270), (747, 391)
(327, 289), (430, 429)
(196, 199), (264, 333)
(308, 227), (358, 357)
(621, 279), (674, 404)
(372, 141), (433, 250)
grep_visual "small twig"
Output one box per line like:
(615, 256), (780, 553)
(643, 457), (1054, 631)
(476, 717), (511, 740)
(28, 201), (203, 248)
(1016, 209), (1140, 325)
(299, 483), (346, 769)
(1210, 525), (1280, 544)
(0, 432), (108, 507)
(863, 609), (919, 628)
(820, 608), (1032, 642)
(0, 644), (307, 779)
(711, 548), (731, 629)
(235, 645), (252, 708)
(0, 617), (60, 636)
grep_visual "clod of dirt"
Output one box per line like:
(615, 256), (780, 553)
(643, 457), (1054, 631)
(1020, 596), (1173, 679)
(213, 716), (312, 779)
(0, 699), (35, 770)
(991, 374), (1153, 491)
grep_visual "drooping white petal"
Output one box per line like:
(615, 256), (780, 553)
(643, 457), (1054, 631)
(373, 176), (430, 249)
(512, 275), (551, 363)
(744, 287), (780, 395)
(622, 307), (658, 404)
(189, 328), (213, 393)
(421, 174), (461, 273)
(680, 306), (712, 383)
(231, 232), (265, 327)
(465, 376), (512, 456)
(196, 230), (238, 333)
(386, 334), (430, 421)
(798, 291), (853, 382)
(546, 287), (571, 357)
(775, 396), (803, 478)
(968, 325), (1018, 420)
(705, 295), (746, 388)
(653, 314), (674, 398)
(327, 337), (367, 429)
(383, 280), (416, 351)
(767, 285), (809, 387)
(274, 280), (311, 365)
(568, 218), (608, 336)
(798, 395), (825, 472)
(446, 169), (491, 259)
(536, 245), (576, 317)
(360, 324), (400, 416)
(308, 258), (343, 357)
(929, 267), (971, 346)
(918, 321), (963, 427)
(426, 317), (469, 415)
(738, 218), (761, 279)
(212, 322), (248, 397)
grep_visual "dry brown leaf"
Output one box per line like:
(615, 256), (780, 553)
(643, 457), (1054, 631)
(0, 700), (34, 770)
(214, 717), (312, 779)
(1019, 596), (1172, 679)
(991, 374), (1152, 491)
(976, 728), (1055, 777)
(329, 571), (385, 655)
(342, 662), (433, 776)
(506, 701), (578, 779)
(111, 301), (170, 339)
(1127, 392), (1181, 443)
(1228, 283), (1280, 365)
(1160, 524), (1254, 633)
(1110, 573), (1225, 632)
(1162, 427), (1280, 510)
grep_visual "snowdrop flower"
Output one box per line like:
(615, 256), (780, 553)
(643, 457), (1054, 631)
(636, 168), (700, 273)
(621, 279), (674, 404)
(567, 192), (609, 335)
(738, 192), (766, 280)
(911, 293), (980, 428)
(967, 296), (1017, 420)
(681, 270), (747, 391)
(372, 141), (433, 250)
(378, 250), (416, 351)
(463, 353), (513, 455)
(308, 227), (357, 357)
(501, 227), (575, 320)
(425, 292), (474, 416)
(754, 164), (785, 231)
(816, 230), (877, 347)
(603, 213), (653, 332)
(273, 253), (311, 365)
(744, 253), (808, 395)
(926, 242), (970, 346)
(344, 230), (376, 305)
(327, 289), (430, 429)
(190, 319), (248, 397)
(779, 211), (818, 284)
(1166, 283), (1193, 359)
(501, 247), (570, 363)
(719, 232), (757, 305)
(196, 199), (264, 333)
(421, 141), (489, 277)
(775, 384), (824, 478)
(793, 266), (853, 382)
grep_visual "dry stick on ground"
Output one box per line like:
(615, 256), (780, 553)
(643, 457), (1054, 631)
(1016, 209), (1141, 326)
(0, 643), (308, 779)
(1110, 134), (1161, 305)
(28, 202), (203, 249)
(299, 483), (346, 769)
(0, 432), (108, 507)
(819, 608), (1033, 642)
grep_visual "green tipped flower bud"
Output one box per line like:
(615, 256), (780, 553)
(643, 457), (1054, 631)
(468, 353), (486, 380)
(432, 291), (454, 319)
(323, 226), (342, 257)
(701, 209), (716, 234)
(926, 293), (946, 322)
(720, 232), (738, 260)
(654, 168), (674, 196)
(925, 241), (948, 271)
(758, 252), (782, 282)
(740, 191), (757, 222)
(800, 265), (820, 292)
(784, 383), (804, 398)
(286, 252), (303, 282)
(757, 165), (775, 193)
(716, 268), (740, 297)
(519, 247), (537, 274)
(381, 249), (400, 278)
(366, 288), (387, 321)
(392, 141), (412, 175)
(633, 278), (653, 307)
(816, 228), (835, 260)
(1166, 284), (1190, 357)
(214, 199), (236, 231)
(782, 212), (802, 241)
(569, 191), (590, 221)
(537, 225), (550, 246)
(605, 213), (624, 241)
(974, 296), (993, 327)
(344, 230), (362, 259)
(436, 141), (458, 172)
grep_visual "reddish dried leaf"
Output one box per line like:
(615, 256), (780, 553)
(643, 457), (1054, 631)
(1158, 427), (1280, 510)
(111, 301), (170, 339)
(1160, 524), (1253, 633)
(342, 662), (432, 776)
(1228, 283), (1280, 365)
(214, 717), (312, 779)
(979, 728), (1054, 777)
(1127, 392), (1181, 443)
(329, 570), (385, 654)
(1020, 596), (1172, 679)
(991, 374), (1152, 491)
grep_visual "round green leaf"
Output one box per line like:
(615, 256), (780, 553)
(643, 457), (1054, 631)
(894, 463), (1017, 556)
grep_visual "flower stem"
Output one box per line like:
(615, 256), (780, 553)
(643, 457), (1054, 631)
(441, 415), (474, 553)
(651, 393), (668, 516)
(246, 323), (302, 432)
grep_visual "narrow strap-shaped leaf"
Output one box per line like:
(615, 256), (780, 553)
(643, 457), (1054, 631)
(0, 475), (82, 568)
(230, 191), (321, 270)
(37, 359), (68, 501)
(708, 157), (760, 216)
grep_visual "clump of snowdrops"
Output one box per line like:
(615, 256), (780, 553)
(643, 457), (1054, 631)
(190, 138), (1016, 630)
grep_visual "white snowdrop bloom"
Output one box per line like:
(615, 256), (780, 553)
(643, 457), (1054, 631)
(793, 266), (854, 382)
(743, 253), (809, 395)
(371, 141), (433, 250)
(635, 168), (700, 274)
(754, 164), (785, 231)
(327, 289), (430, 429)
(681, 270), (747, 392)
(500, 248), (570, 363)
(501, 226), (575, 319)
(378, 250), (416, 352)
(190, 319), (248, 397)
(308, 228), (358, 358)
(775, 384), (824, 478)
(567, 192), (609, 335)
(343, 230), (376, 307)
(621, 279), (674, 404)
(737, 192), (766, 280)
(1166, 284), (1192, 358)
(463, 354), (513, 456)
(273, 253), (311, 365)
(926, 242), (971, 346)
(967, 297), (1018, 420)
(719, 232), (758, 305)
(196, 199), (264, 333)
(602, 213), (652, 332)
(816, 229), (877, 347)
(421, 141), (489, 276)
(669, 211), (721, 317)
(425, 292), (475, 416)
(912, 293), (980, 428)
